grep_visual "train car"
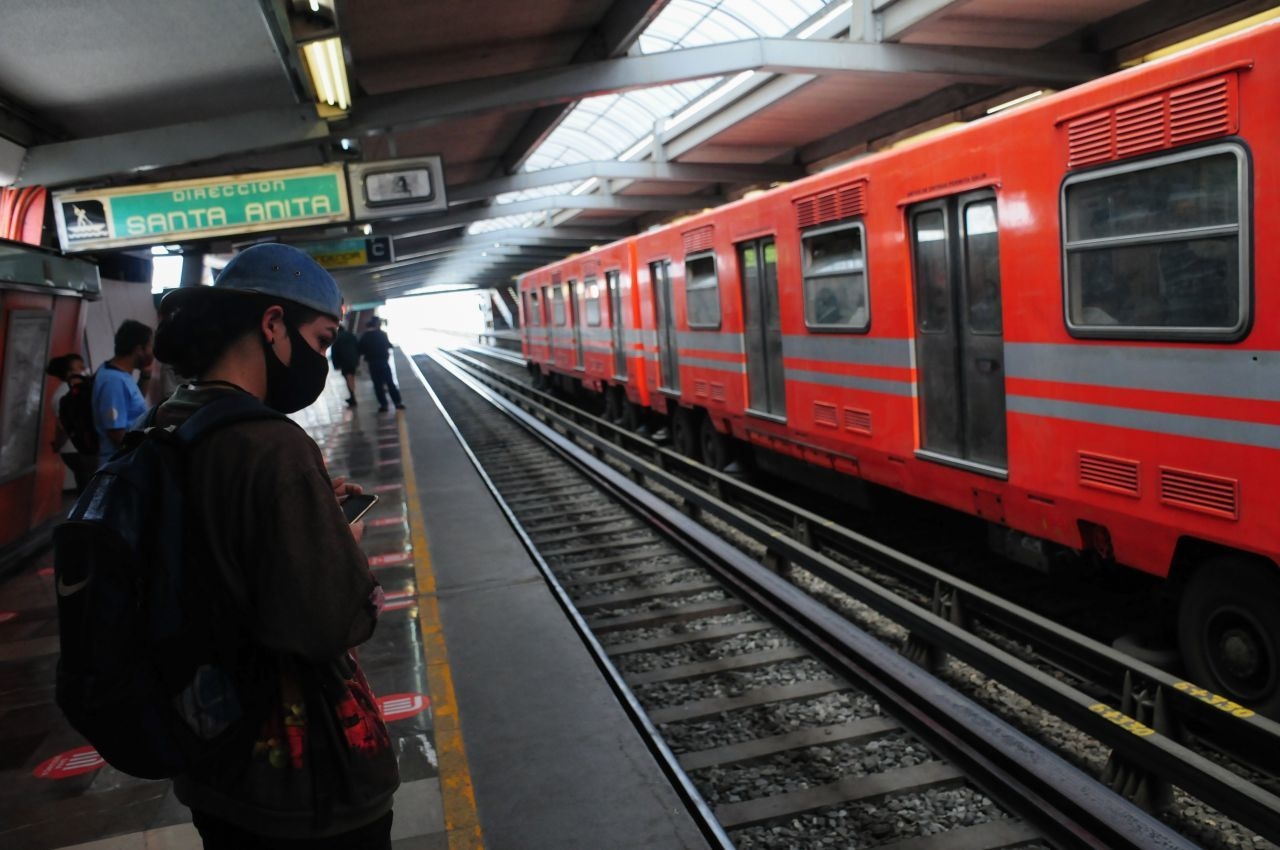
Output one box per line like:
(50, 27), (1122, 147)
(519, 20), (1280, 713)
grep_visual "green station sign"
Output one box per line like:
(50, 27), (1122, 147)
(53, 165), (351, 252)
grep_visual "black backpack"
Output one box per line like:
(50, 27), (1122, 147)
(58, 377), (99, 455)
(53, 393), (288, 779)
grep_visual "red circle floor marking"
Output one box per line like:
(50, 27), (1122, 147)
(378, 693), (430, 722)
(34, 746), (104, 779)
(372, 482), (403, 493)
(37, 567), (53, 578)
(383, 597), (416, 612)
(0, 611), (17, 624)
(369, 551), (413, 568)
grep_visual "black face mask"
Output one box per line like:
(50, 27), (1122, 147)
(262, 323), (329, 413)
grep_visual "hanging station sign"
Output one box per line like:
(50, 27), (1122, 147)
(52, 165), (351, 253)
(347, 156), (447, 220)
(294, 235), (394, 269)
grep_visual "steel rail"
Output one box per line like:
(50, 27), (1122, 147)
(437, 346), (1280, 843)
(448, 348), (1280, 770)
(427, 349), (1204, 850)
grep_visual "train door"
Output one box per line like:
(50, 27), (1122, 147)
(651, 260), (679, 392)
(738, 237), (786, 418)
(569, 278), (584, 369)
(607, 269), (626, 379)
(909, 191), (1006, 472)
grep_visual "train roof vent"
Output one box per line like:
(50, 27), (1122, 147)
(1079, 452), (1140, 497)
(683, 226), (714, 254)
(1065, 73), (1238, 168)
(1160, 467), (1238, 520)
(795, 179), (867, 229)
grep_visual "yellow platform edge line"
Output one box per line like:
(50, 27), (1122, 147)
(398, 412), (486, 850)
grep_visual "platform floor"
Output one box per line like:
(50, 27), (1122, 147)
(0, 349), (708, 850)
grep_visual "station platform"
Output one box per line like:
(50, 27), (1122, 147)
(0, 349), (708, 850)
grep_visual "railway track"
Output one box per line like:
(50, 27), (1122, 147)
(409, 348), (1269, 849)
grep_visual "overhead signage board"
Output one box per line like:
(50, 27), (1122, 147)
(52, 165), (351, 253)
(295, 236), (394, 270)
(348, 157), (447, 221)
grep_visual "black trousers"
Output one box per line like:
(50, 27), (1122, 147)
(191, 809), (393, 850)
(367, 360), (402, 408)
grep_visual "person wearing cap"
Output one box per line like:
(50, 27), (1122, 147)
(153, 243), (399, 848)
(357, 317), (404, 412)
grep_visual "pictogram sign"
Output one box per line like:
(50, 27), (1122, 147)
(377, 693), (430, 722)
(34, 746), (104, 779)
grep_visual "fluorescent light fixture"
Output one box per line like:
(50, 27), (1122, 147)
(986, 90), (1045, 115)
(302, 37), (350, 111)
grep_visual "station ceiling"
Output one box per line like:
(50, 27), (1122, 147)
(0, 0), (1271, 304)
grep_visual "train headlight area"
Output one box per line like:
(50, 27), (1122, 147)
(1, 1), (1280, 848)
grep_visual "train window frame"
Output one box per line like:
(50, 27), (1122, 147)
(584, 277), (602, 326)
(801, 221), (870, 334)
(684, 251), (721, 330)
(551, 284), (566, 326)
(1060, 142), (1250, 342)
(525, 290), (540, 327)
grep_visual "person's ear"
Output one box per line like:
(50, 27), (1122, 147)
(261, 305), (285, 344)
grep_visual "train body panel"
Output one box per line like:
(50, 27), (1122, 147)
(518, 20), (1280, 585)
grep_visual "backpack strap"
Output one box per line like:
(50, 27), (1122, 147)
(170, 393), (293, 447)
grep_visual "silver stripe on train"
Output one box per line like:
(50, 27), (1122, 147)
(785, 368), (916, 397)
(1008, 394), (1280, 450)
(782, 335), (915, 368)
(1005, 343), (1280, 402)
(679, 356), (747, 374)
(676, 331), (745, 354)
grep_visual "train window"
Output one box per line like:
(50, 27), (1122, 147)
(912, 211), (950, 333)
(1062, 144), (1248, 340)
(526, 291), (540, 327)
(802, 223), (869, 332)
(551, 285), (566, 326)
(685, 252), (721, 329)
(584, 277), (602, 326)
(964, 201), (1002, 335)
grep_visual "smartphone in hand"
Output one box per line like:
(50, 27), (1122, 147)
(341, 493), (379, 525)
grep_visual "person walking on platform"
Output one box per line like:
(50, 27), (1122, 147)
(152, 243), (399, 849)
(357, 317), (404, 412)
(91, 319), (154, 467)
(330, 323), (361, 407)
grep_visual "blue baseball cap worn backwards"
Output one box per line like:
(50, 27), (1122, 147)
(160, 243), (343, 319)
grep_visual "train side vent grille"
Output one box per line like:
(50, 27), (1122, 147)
(814, 402), (839, 428)
(694, 379), (709, 399)
(583, 261), (601, 277)
(551, 272), (561, 285)
(1160, 467), (1238, 520)
(683, 226), (714, 254)
(1066, 74), (1237, 168)
(844, 408), (872, 435)
(1169, 76), (1234, 144)
(795, 180), (868, 229)
(710, 382), (726, 402)
(1078, 452), (1140, 497)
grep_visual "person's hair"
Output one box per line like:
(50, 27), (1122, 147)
(154, 292), (321, 377)
(114, 320), (154, 357)
(46, 353), (80, 380)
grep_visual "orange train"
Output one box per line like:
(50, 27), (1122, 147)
(519, 21), (1279, 712)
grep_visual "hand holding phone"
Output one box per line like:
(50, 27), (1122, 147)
(341, 493), (379, 525)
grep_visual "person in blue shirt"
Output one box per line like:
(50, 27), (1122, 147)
(92, 319), (155, 465)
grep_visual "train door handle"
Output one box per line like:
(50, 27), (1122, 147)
(976, 358), (1001, 374)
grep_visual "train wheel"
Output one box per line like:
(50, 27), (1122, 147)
(672, 408), (701, 461)
(1178, 557), (1280, 716)
(700, 417), (734, 470)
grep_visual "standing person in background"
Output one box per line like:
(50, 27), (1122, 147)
(45, 353), (95, 492)
(357, 318), (404, 413)
(330, 324), (361, 408)
(91, 319), (154, 467)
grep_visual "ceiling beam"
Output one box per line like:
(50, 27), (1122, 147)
(451, 160), (804, 201)
(500, 0), (668, 174)
(14, 105), (329, 188)
(352, 38), (1104, 135)
(17, 36), (1101, 188)
(873, 0), (960, 41)
(379, 193), (720, 239)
